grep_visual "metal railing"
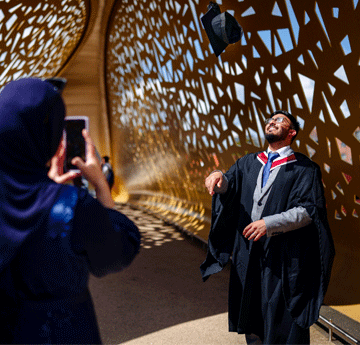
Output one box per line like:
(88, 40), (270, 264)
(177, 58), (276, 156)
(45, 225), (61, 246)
(317, 315), (360, 344)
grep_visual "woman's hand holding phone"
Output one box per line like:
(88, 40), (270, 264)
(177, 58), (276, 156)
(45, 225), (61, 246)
(48, 138), (81, 184)
(49, 130), (114, 209)
(71, 130), (114, 209)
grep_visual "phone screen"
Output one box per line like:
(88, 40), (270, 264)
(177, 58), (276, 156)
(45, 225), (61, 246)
(64, 117), (88, 172)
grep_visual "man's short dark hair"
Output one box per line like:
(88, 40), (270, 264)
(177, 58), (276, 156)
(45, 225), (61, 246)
(103, 155), (110, 163)
(270, 110), (300, 138)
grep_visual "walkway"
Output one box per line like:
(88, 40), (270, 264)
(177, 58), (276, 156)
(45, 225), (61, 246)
(89, 204), (340, 345)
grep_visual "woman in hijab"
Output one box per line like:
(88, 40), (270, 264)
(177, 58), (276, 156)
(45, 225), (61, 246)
(0, 77), (141, 344)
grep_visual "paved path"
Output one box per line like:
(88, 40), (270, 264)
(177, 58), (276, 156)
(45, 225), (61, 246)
(89, 204), (338, 345)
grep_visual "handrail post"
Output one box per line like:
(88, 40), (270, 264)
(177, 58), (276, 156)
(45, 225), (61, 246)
(328, 319), (333, 342)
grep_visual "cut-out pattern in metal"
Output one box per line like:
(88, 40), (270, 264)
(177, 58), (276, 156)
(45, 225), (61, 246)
(106, 0), (359, 303)
(0, 0), (88, 87)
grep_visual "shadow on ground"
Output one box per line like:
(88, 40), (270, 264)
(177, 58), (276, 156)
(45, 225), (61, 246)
(89, 204), (231, 344)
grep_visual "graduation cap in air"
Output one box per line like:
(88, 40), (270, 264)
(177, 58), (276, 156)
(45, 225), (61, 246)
(201, 1), (243, 57)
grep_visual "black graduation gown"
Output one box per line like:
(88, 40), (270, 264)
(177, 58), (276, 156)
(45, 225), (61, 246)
(200, 152), (335, 344)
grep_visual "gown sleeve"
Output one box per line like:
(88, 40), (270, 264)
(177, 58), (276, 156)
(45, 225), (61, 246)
(270, 158), (335, 328)
(292, 160), (335, 298)
(200, 157), (246, 281)
(70, 190), (141, 277)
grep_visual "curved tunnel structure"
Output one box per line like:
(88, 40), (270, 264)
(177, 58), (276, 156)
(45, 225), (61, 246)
(105, 0), (360, 315)
(1, 0), (360, 326)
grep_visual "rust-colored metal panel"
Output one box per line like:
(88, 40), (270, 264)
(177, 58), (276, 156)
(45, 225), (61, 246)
(0, 0), (112, 164)
(0, 0), (92, 86)
(105, 0), (360, 308)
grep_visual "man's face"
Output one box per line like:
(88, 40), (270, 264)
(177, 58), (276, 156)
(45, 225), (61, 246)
(264, 115), (293, 143)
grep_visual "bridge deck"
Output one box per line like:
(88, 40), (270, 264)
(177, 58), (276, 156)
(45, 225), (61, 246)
(89, 204), (339, 344)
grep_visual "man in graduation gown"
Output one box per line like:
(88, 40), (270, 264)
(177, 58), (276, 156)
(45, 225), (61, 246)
(201, 110), (335, 344)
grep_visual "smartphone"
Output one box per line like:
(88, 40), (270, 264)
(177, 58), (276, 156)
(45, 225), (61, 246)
(64, 116), (89, 172)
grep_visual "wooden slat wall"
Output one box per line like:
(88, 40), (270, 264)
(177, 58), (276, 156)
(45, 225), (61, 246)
(60, 0), (114, 159)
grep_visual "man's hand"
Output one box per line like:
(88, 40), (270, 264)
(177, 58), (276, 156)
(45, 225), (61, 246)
(243, 220), (267, 241)
(205, 171), (228, 195)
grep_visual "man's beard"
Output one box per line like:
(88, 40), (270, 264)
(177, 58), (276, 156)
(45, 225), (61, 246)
(265, 127), (288, 144)
(265, 130), (287, 143)
(265, 133), (279, 143)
